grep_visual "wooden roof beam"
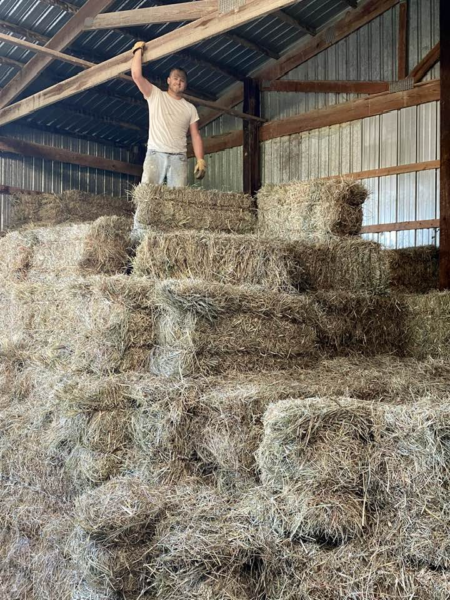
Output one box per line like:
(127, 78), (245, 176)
(224, 33), (280, 60)
(38, 0), (77, 14)
(273, 10), (316, 36)
(0, 0), (296, 127)
(0, 19), (48, 45)
(84, 1), (218, 30)
(0, 0), (116, 110)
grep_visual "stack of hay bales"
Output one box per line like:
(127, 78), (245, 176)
(0, 217), (132, 282)
(2, 178), (450, 599)
(8, 189), (132, 230)
(386, 245), (439, 293)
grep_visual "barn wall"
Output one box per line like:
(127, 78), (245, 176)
(195, 0), (440, 249)
(0, 125), (138, 230)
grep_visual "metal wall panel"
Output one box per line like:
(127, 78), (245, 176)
(188, 147), (243, 192)
(0, 125), (138, 230)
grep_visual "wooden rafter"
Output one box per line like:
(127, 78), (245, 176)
(262, 80), (390, 93)
(409, 42), (440, 83)
(0, 0), (297, 128)
(273, 10), (316, 35)
(84, 1), (218, 30)
(0, 17), (217, 102)
(39, 0), (77, 13)
(0, 136), (142, 177)
(198, 0), (401, 128)
(0, 0), (115, 110)
(0, 19), (48, 45)
(224, 33), (280, 60)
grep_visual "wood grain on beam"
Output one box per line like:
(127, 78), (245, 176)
(0, 0), (298, 127)
(361, 219), (439, 233)
(84, 1), (217, 29)
(409, 42), (440, 83)
(198, 0), (401, 128)
(0, 0), (115, 110)
(398, 1), (408, 79)
(260, 80), (440, 141)
(0, 136), (142, 177)
(273, 10), (316, 35)
(262, 80), (390, 94)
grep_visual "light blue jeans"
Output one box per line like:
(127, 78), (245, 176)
(133, 149), (188, 236)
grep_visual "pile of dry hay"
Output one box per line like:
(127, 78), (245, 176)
(9, 189), (132, 230)
(386, 245), (439, 293)
(133, 183), (256, 234)
(0, 276), (157, 373)
(133, 230), (389, 294)
(404, 291), (450, 358)
(257, 179), (367, 241)
(152, 279), (407, 376)
(0, 216), (132, 282)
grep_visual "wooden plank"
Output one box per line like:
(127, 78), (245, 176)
(323, 160), (440, 181)
(0, 0), (298, 127)
(0, 136), (142, 177)
(243, 78), (261, 196)
(361, 219), (439, 233)
(84, 1), (217, 29)
(198, 0), (401, 128)
(409, 41), (440, 83)
(260, 80), (440, 142)
(440, 0), (450, 289)
(0, 0), (115, 110)
(262, 80), (390, 94)
(398, 1), (408, 79)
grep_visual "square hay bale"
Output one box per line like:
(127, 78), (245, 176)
(152, 280), (407, 377)
(0, 276), (157, 373)
(385, 245), (439, 293)
(257, 397), (377, 544)
(133, 230), (389, 294)
(404, 292), (450, 358)
(257, 179), (367, 241)
(370, 402), (450, 570)
(0, 217), (132, 283)
(9, 189), (133, 230)
(132, 183), (256, 234)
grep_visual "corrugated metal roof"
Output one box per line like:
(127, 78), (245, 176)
(0, 0), (352, 148)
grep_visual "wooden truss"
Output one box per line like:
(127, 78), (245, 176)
(0, 0), (298, 127)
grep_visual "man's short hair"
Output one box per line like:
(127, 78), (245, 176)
(169, 67), (188, 79)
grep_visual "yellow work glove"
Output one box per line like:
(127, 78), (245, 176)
(194, 159), (207, 180)
(132, 41), (145, 54)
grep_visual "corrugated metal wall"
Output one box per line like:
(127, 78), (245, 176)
(200, 0), (440, 249)
(0, 125), (139, 230)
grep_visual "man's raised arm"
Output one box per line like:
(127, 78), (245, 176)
(131, 42), (153, 99)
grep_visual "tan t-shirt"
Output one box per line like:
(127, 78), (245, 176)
(146, 86), (199, 154)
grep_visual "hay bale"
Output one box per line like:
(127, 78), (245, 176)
(0, 217), (132, 283)
(133, 230), (389, 294)
(404, 292), (450, 358)
(9, 189), (132, 230)
(257, 398), (376, 544)
(386, 245), (439, 293)
(370, 402), (450, 570)
(0, 276), (157, 373)
(152, 280), (406, 377)
(75, 477), (166, 543)
(133, 183), (256, 234)
(257, 179), (367, 241)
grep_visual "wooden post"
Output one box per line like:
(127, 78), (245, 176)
(440, 0), (450, 289)
(398, 0), (408, 79)
(243, 78), (261, 197)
